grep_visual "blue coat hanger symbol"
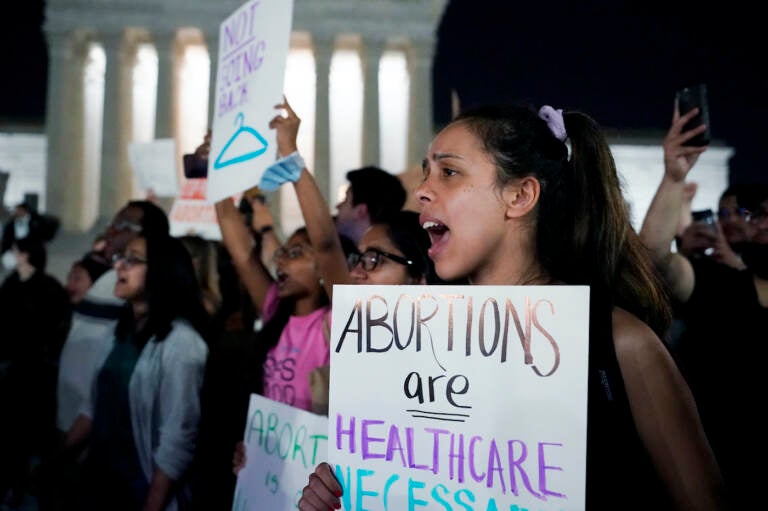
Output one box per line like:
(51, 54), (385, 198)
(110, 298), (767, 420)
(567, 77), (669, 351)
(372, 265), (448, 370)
(213, 112), (269, 170)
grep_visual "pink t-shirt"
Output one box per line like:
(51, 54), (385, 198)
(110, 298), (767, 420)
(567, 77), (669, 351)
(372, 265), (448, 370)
(261, 284), (331, 412)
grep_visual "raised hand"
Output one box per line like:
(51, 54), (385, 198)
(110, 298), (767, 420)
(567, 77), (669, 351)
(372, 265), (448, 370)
(269, 95), (300, 158)
(663, 106), (709, 183)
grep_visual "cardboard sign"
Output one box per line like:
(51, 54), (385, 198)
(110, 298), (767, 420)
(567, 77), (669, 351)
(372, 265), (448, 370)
(207, 0), (294, 203)
(328, 285), (590, 511)
(127, 138), (180, 197)
(232, 394), (329, 511)
(169, 179), (222, 240)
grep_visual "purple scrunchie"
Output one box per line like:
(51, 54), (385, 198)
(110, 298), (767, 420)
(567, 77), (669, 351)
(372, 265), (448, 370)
(538, 105), (567, 142)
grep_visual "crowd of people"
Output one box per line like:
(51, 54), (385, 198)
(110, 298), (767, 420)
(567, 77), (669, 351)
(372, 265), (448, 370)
(0, 93), (764, 510)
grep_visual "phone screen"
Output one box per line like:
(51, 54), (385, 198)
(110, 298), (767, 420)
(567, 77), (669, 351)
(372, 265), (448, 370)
(676, 83), (711, 146)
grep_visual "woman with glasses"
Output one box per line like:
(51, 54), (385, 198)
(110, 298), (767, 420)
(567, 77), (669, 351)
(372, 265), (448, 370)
(215, 191), (331, 414)
(676, 184), (756, 270)
(66, 233), (209, 511)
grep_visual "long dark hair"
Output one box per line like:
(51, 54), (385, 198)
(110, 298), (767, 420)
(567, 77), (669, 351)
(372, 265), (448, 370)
(116, 234), (210, 345)
(454, 104), (671, 336)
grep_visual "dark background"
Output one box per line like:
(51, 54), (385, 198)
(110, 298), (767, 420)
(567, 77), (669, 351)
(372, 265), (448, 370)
(2, 1), (765, 184)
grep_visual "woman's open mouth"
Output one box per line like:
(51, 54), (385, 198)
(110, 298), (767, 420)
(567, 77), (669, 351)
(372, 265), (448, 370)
(422, 219), (450, 258)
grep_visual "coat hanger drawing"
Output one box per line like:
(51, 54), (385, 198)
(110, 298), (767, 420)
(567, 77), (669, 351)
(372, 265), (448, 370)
(213, 112), (269, 170)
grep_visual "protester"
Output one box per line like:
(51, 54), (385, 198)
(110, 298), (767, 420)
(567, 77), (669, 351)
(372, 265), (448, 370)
(297, 103), (726, 510)
(36, 201), (169, 511)
(641, 103), (768, 507)
(0, 238), (70, 509)
(67, 233), (209, 511)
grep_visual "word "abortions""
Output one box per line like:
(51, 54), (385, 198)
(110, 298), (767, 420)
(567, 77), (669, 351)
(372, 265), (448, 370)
(335, 293), (561, 377)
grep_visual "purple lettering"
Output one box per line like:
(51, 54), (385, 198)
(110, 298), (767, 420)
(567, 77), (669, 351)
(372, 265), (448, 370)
(406, 427), (431, 471)
(449, 433), (466, 483)
(385, 425), (407, 466)
(361, 419), (386, 460)
(336, 414), (356, 453)
(469, 435), (486, 482)
(507, 439), (543, 500)
(486, 440), (507, 493)
(539, 441), (566, 499)
(425, 427), (450, 474)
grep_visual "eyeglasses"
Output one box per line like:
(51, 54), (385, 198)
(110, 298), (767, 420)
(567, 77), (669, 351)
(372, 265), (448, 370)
(717, 207), (750, 221)
(272, 244), (310, 263)
(112, 253), (148, 268)
(111, 221), (142, 233)
(347, 248), (413, 272)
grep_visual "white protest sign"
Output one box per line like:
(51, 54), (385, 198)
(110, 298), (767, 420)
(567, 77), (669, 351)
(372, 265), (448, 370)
(328, 285), (590, 511)
(127, 139), (179, 197)
(207, 0), (294, 203)
(232, 393), (329, 511)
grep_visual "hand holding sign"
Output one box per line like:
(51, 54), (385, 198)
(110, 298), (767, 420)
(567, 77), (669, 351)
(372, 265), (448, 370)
(299, 462), (342, 510)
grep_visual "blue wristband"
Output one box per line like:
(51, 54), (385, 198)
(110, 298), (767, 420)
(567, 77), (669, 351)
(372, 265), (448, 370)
(259, 151), (306, 191)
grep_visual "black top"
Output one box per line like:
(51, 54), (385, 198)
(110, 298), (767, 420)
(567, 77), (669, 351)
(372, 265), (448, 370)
(585, 292), (671, 508)
(675, 259), (768, 506)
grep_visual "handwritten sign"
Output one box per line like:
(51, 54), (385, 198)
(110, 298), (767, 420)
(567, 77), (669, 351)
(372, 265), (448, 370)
(207, 0), (294, 204)
(232, 393), (329, 511)
(127, 139), (179, 197)
(169, 179), (222, 240)
(328, 285), (590, 511)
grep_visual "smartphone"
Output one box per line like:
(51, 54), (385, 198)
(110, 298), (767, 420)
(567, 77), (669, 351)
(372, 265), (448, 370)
(675, 83), (711, 146)
(691, 208), (717, 255)
(691, 209), (716, 231)
(183, 153), (209, 179)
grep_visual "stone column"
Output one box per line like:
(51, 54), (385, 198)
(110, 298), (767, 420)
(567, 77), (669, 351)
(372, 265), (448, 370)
(98, 31), (137, 219)
(406, 38), (435, 168)
(44, 31), (91, 231)
(361, 37), (385, 167)
(206, 31), (219, 129)
(153, 30), (180, 140)
(152, 30), (181, 213)
(312, 35), (335, 204)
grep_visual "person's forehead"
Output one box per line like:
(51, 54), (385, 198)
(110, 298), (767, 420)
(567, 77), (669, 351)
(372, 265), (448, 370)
(359, 225), (399, 254)
(285, 232), (308, 246)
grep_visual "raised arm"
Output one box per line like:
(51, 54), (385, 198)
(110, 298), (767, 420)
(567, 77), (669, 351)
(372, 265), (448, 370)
(639, 106), (708, 303)
(267, 97), (352, 299)
(215, 197), (273, 314)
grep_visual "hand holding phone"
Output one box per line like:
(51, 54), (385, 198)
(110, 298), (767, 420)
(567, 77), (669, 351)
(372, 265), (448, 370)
(690, 208), (717, 255)
(675, 83), (711, 146)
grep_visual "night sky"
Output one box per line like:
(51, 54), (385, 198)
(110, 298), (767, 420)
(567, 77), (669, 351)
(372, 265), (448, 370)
(2, 1), (765, 184)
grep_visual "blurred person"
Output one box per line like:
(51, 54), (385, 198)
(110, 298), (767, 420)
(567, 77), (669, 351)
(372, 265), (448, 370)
(36, 201), (169, 511)
(56, 200), (169, 437)
(178, 235), (223, 319)
(65, 253), (111, 305)
(0, 238), (71, 509)
(676, 184), (755, 270)
(299, 103), (725, 510)
(1, 202), (60, 258)
(63, 233), (209, 511)
(641, 103), (768, 507)
(333, 166), (406, 244)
